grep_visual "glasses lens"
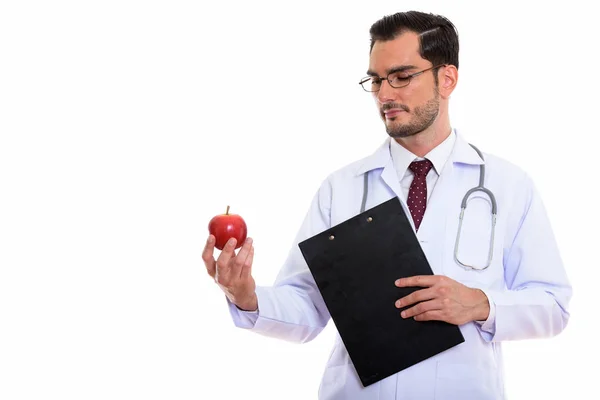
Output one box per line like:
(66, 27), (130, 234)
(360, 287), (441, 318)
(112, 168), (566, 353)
(360, 78), (380, 92)
(389, 73), (410, 88)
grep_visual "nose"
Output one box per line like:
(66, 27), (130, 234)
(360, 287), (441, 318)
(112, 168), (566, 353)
(375, 80), (396, 105)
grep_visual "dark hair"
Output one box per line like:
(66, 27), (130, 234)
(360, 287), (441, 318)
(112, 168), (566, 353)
(369, 11), (459, 72)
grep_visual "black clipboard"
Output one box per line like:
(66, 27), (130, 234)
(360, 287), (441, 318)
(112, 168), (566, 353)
(298, 197), (465, 387)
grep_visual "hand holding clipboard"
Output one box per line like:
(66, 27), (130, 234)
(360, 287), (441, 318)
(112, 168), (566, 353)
(298, 197), (465, 387)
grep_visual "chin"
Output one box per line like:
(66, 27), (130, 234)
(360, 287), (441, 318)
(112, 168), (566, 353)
(386, 122), (422, 139)
(387, 130), (420, 139)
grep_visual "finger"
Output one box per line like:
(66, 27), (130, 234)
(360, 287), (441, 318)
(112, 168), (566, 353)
(401, 299), (444, 319)
(395, 275), (440, 288)
(202, 235), (217, 278)
(241, 246), (254, 280)
(216, 237), (238, 279)
(413, 310), (446, 322)
(396, 287), (436, 308)
(231, 238), (253, 279)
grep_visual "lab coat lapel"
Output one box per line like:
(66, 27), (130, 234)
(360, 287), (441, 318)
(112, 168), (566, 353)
(414, 158), (454, 274)
(417, 160), (454, 238)
(418, 133), (485, 236)
(381, 160), (416, 231)
(416, 133), (485, 274)
(355, 138), (415, 229)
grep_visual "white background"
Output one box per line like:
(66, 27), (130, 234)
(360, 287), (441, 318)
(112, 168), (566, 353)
(0, 1), (597, 399)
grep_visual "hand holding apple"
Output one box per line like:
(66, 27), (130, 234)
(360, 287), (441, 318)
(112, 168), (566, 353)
(202, 232), (258, 312)
(208, 206), (247, 250)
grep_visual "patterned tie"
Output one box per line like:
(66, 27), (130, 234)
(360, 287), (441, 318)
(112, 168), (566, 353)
(407, 159), (434, 231)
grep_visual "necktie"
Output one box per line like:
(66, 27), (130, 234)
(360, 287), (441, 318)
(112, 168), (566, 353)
(407, 159), (433, 231)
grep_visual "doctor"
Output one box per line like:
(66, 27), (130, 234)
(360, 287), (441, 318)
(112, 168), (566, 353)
(202, 10), (572, 400)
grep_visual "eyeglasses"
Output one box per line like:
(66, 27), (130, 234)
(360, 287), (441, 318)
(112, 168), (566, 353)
(358, 64), (446, 92)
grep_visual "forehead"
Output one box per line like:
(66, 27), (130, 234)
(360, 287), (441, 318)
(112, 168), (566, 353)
(369, 31), (424, 74)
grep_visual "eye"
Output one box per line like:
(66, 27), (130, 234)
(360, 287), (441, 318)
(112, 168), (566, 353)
(390, 74), (410, 86)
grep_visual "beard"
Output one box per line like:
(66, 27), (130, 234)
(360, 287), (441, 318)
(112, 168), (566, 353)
(382, 92), (440, 138)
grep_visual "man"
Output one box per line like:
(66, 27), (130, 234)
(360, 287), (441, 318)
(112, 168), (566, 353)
(202, 10), (572, 399)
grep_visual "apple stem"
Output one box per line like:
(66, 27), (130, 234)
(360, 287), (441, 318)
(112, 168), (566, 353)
(226, 205), (230, 215)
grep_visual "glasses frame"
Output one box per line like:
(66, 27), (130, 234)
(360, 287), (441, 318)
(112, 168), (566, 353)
(359, 64), (447, 92)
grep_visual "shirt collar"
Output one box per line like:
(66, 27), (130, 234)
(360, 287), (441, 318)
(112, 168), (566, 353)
(354, 128), (484, 176)
(389, 129), (456, 178)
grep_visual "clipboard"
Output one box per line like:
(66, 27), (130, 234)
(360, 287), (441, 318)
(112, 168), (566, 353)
(298, 197), (465, 387)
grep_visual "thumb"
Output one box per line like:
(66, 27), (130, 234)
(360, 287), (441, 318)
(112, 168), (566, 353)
(202, 235), (217, 278)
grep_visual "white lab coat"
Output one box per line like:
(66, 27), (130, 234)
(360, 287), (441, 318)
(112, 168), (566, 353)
(228, 130), (572, 399)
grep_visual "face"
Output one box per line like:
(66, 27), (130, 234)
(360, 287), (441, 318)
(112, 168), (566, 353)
(367, 31), (440, 138)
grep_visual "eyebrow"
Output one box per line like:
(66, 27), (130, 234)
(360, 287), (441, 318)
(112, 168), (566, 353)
(366, 65), (419, 77)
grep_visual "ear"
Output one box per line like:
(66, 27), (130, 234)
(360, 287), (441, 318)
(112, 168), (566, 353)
(438, 65), (458, 99)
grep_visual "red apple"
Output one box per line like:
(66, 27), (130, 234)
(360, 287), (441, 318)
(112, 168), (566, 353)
(208, 206), (247, 250)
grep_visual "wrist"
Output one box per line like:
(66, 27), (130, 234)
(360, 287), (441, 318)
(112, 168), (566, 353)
(471, 289), (490, 321)
(235, 293), (258, 312)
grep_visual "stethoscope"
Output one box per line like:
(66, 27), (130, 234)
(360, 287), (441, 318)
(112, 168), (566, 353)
(360, 144), (497, 270)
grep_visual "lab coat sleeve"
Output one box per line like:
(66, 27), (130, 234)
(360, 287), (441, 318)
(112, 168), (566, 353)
(478, 174), (572, 342)
(226, 298), (259, 328)
(475, 289), (496, 334)
(226, 179), (333, 343)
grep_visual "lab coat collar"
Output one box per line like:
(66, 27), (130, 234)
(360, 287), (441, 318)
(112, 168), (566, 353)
(354, 128), (483, 176)
(451, 130), (485, 166)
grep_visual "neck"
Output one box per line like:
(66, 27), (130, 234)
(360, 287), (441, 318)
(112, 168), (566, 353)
(394, 117), (452, 158)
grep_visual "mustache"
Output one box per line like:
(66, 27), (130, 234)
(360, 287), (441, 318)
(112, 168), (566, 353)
(382, 103), (410, 112)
